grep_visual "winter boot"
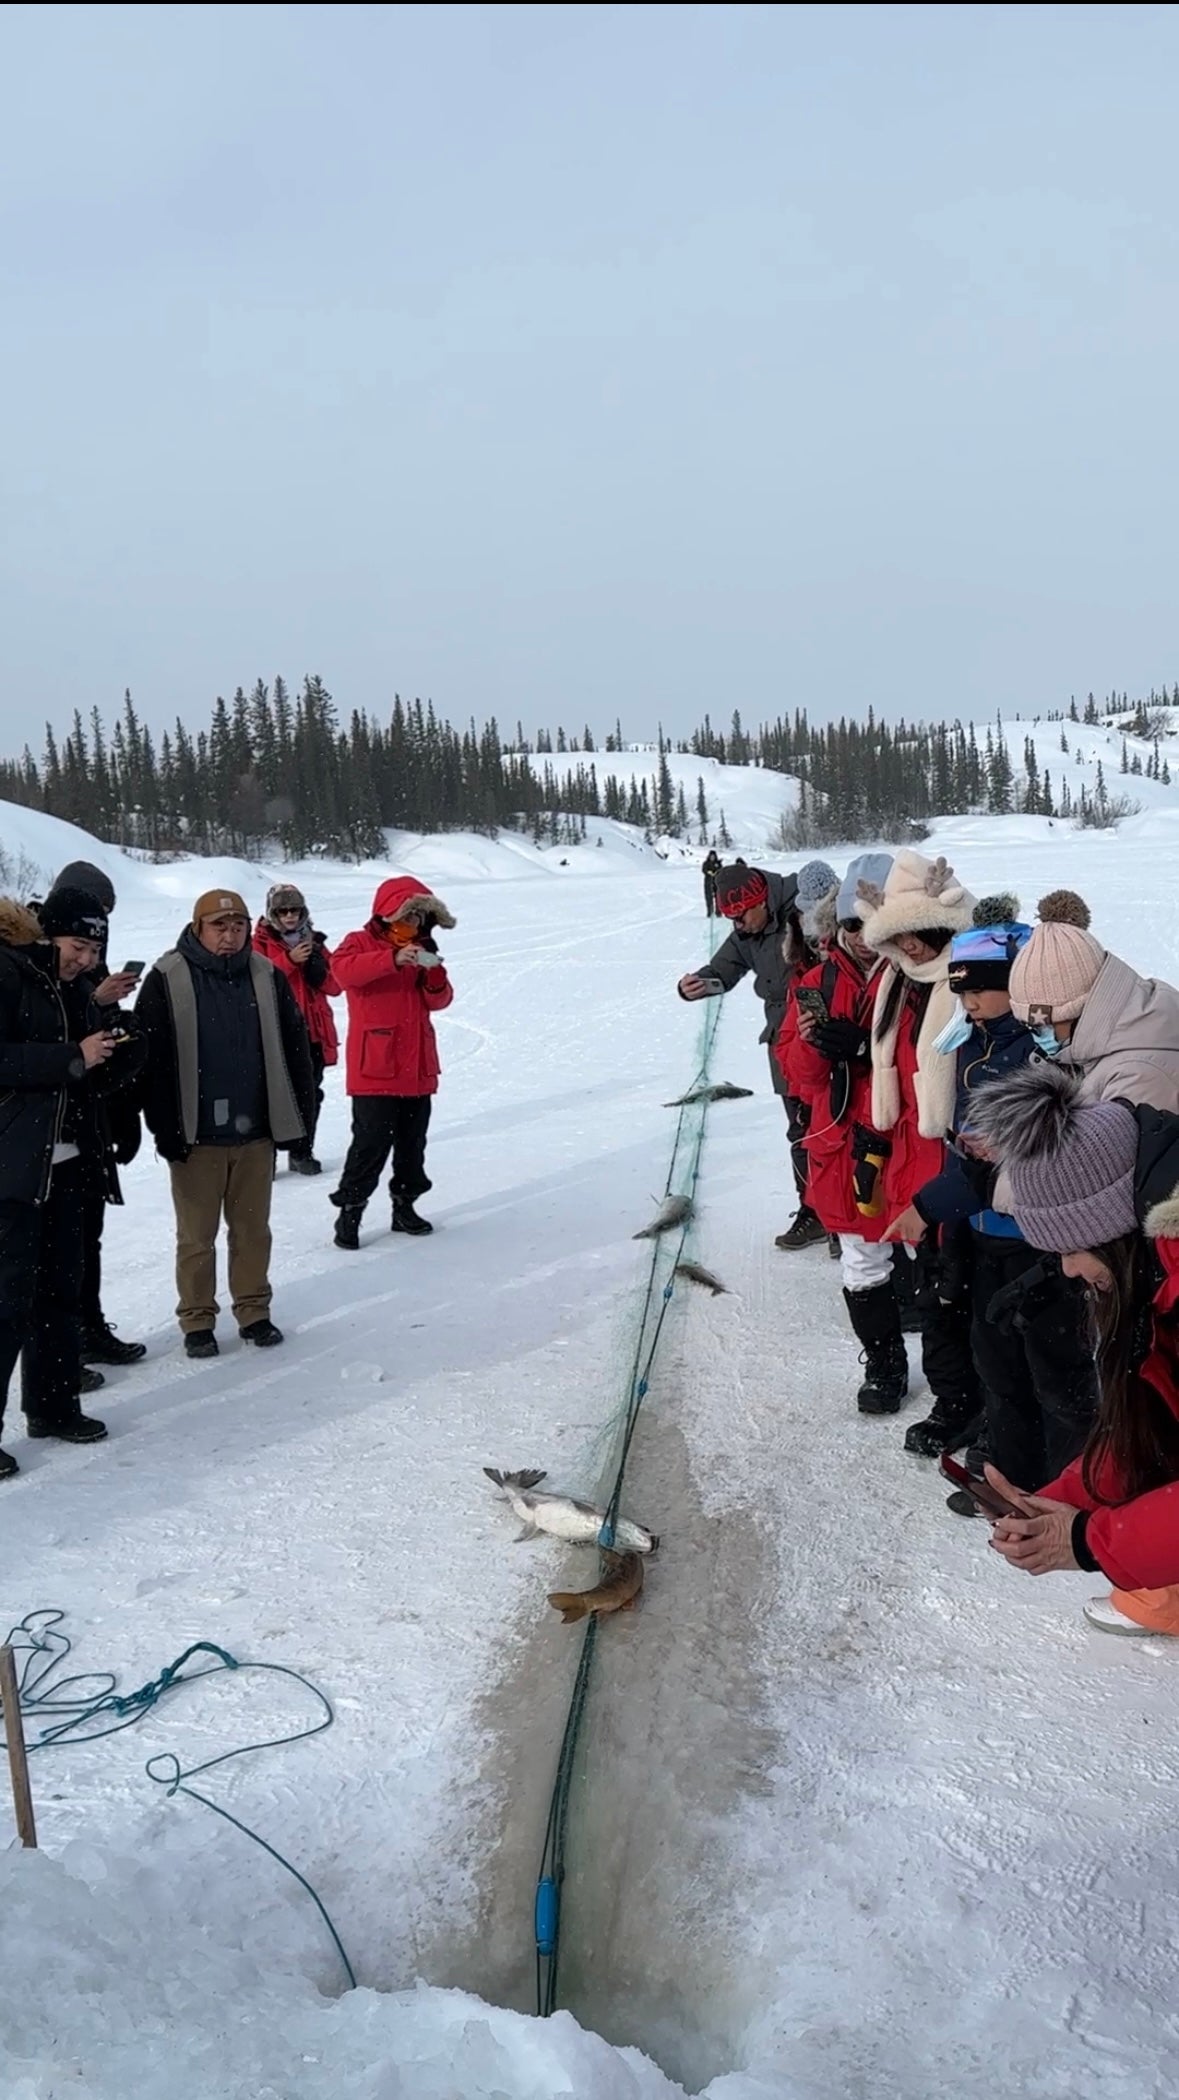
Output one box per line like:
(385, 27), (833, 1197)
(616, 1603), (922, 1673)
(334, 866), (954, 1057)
(240, 1318), (284, 1348)
(80, 1364), (106, 1393)
(82, 1323), (147, 1366)
(392, 1198), (433, 1236)
(843, 1282), (909, 1414)
(0, 1448), (18, 1481)
(26, 1412), (108, 1443)
(904, 1395), (984, 1459)
(946, 1489), (985, 1518)
(289, 1154), (323, 1176)
(333, 1205), (363, 1250)
(184, 1331), (219, 1360)
(774, 1205), (827, 1251)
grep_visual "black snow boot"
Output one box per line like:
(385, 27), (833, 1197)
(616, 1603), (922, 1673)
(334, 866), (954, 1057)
(333, 1205), (363, 1250)
(775, 1205), (827, 1251)
(82, 1323), (147, 1366)
(392, 1198), (433, 1236)
(240, 1318), (284, 1348)
(843, 1282), (909, 1414)
(80, 1364), (106, 1393)
(289, 1153), (323, 1176)
(26, 1412), (108, 1443)
(904, 1395), (985, 1459)
(0, 1447), (18, 1481)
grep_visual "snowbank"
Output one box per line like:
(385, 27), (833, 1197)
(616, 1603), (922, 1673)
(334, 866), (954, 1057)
(0, 1845), (714, 2100)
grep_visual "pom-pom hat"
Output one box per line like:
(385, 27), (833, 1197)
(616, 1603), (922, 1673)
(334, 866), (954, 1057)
(1009, 891), (1106, 1025)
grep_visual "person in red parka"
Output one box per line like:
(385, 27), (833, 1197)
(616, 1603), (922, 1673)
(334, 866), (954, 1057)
(328, 876), (456, 1249)
(252, 883), (340, 1176)
(965, 1061), (1179, 1638)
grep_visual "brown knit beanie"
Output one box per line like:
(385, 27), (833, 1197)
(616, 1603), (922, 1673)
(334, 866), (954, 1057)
(1008, 890), (1106, 1025)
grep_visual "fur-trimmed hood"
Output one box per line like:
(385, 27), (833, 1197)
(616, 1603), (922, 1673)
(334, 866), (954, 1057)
(370, 877), (456, 930)
(0, 898), (47, 949)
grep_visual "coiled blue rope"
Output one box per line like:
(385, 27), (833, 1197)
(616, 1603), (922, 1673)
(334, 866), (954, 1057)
(4, 1607), (356, 1990)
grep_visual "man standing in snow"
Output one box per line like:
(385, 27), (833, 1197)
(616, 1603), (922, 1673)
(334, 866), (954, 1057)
(134, 890), (316, 1358)
(677, 861), (834, 1248)
(701, 848), (722, 915)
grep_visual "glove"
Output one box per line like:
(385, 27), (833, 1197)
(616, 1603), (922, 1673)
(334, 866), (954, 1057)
(984, 1255), (1062, 1337)
(813, 1018), (870, 1064)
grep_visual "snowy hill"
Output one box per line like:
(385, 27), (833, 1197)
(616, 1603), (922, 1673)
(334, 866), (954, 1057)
(3, 797), (1179, 2098)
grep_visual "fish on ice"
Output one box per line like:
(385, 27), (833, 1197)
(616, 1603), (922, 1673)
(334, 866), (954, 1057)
(674, 1260), (728, 1295)
(548, 1549), (645, 1624)
(483, 1469), (659, 1554)
(633, 1192), (694, 1239)
(663, 1081), (755, 1107)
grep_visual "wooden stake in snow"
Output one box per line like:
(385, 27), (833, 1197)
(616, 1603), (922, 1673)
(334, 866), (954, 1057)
(0, 1644), (36, 1848)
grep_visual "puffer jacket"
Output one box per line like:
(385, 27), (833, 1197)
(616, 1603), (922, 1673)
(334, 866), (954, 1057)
(0, 900), (144, 1204)
(680, 869), (803, 1095)
(252, 919), (340, 1064)
(1064, 952), (1179, 1113)
(779, 938), (884, 1235)
(334, 877), (455, 1097)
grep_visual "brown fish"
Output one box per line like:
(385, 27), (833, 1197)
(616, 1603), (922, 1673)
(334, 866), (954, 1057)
(548, 1548), (645, 1625)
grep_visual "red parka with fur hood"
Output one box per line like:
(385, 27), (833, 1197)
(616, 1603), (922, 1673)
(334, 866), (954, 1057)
(333, 877), (455, 1097)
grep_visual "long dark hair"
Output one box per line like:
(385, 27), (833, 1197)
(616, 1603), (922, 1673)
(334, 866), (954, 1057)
(1081, 1234), (1179, 1502)
(872, 928), (951, 1044)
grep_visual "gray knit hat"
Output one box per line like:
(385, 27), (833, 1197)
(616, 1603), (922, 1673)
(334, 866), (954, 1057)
(964, 1061), (1139, 1253)
(795, 860), (838, 940)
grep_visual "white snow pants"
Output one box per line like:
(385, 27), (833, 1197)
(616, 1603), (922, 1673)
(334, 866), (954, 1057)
(840, 1233), (894, 1295)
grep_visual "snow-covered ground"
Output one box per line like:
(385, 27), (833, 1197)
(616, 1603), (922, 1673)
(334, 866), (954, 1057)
(3, 786), (1179, 2100)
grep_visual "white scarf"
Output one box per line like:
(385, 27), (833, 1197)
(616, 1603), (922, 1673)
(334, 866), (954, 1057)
(870, 952), (960, 1138)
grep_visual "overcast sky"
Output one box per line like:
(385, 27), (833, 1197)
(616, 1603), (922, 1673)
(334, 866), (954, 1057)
(2, 2), (1178, 753)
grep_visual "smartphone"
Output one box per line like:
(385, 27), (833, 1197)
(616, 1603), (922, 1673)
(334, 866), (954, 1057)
(121, 960), (145, 978)
(796, 987), (830, 1024)
(695, 974), (725, 994)
(939, 1452), (1023, 1520)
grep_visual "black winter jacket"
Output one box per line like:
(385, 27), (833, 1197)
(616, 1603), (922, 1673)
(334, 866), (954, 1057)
(134, 928), (316, 1163)
(0, 900), (146, 1204)
(680, 868), (802, 1092)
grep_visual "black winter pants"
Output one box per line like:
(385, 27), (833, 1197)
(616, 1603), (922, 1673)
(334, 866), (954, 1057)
(782, 1091), (810, 1202)
(913, 1232), (979, 1414)
(334, 1096), (433, 1211)
(290, 1046), (327, 1160)
(0, 1161), (85, 1433)
(79, 1160), (107, 1333)
(970, 1234), (1098, 1490)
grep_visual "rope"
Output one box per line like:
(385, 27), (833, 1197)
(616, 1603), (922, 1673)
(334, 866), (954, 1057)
(3, 1607), (356, 1991)
(534, 909), (725, 2016)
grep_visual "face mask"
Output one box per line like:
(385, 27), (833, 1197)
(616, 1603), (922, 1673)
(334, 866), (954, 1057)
(1030, 1026), (1063, 1059)
(933, 1001), (972, 1055)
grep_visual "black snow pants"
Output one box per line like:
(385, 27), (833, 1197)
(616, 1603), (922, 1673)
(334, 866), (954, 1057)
(0, 1159), (85, 1433)
(290, 1045), (327, 1161)
(334, 1096), (433, 1211)
(914, 1228), (980, 1417)
(970, 1232), (1098, 1490)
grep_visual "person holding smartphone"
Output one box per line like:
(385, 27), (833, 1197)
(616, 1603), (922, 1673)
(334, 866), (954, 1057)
(38, 861), (147, 1375)
(252, 883), (340, 1176)
(964, 1060), (1179, 1638)
(0, 886), (147, 1477)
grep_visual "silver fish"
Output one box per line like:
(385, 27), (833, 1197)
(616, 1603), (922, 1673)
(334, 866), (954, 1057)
(663, 1081), (754, 1107)
(633, 1192), (694, 1239)
(483, 1468), (659, 1554)
(674, 1260), (728, 1296)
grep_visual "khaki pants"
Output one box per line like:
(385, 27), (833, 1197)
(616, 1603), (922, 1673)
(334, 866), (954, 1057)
(169, 1141), (275, 1332)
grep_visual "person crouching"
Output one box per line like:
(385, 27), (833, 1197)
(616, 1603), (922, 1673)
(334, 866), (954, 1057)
(134, 890), (317, 1357)
(329, 878), (456, 1250)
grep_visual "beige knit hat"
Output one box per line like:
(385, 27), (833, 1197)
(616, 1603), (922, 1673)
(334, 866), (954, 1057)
(1008, 890), (1106, 1025)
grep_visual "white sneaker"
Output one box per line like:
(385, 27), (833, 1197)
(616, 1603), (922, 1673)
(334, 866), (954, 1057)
(1083, 1595), (1159, 1636)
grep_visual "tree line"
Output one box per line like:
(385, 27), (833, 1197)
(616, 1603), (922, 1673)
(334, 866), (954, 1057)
(0, 675), (1173, 862)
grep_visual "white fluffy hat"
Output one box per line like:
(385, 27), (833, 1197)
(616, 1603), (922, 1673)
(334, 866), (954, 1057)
(859, 850), (976, 953)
